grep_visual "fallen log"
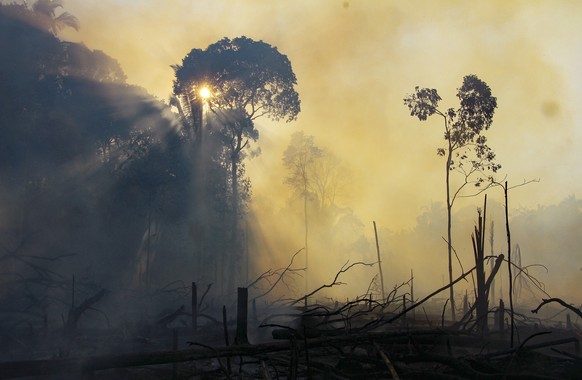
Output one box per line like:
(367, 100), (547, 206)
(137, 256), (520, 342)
(0, 329), (453, 379)
(483, 336), (580, 359)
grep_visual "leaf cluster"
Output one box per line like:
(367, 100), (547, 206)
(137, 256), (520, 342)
(404, 74), (500, 177)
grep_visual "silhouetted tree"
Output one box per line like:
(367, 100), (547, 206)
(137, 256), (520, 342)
(404, 74), (500, 321)
(173, 36), (301, 290)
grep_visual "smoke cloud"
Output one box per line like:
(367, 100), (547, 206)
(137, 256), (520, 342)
(29, 0), (582, 302)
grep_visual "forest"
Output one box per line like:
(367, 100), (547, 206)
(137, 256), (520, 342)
(1, 1), (582, 379)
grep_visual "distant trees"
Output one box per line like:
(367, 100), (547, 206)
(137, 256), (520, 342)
(172, 37), (301, 290)
(283, 131), (322, 291)
(283, 131), (353, 291)
(404, 74), (500, 321)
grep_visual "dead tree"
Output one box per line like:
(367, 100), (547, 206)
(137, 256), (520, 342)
(471, 195), (488, 334)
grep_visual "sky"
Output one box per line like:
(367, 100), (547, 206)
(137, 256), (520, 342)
(54, 0), (582, 234)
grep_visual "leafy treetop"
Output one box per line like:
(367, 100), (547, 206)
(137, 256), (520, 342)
(172, 36), (300, 123)
(404, 74), (500, 175)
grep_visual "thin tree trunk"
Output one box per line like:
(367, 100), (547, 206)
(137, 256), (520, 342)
(231, 158), (238, 238)
(229, 148), (240, 294)
(489, 220), (496, 306)
(446, 142), (456, 322)
(504, 181), (514, 347)
(304, 181), (309, 295)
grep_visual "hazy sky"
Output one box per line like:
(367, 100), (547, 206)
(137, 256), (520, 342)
(59, 0), (582, 231)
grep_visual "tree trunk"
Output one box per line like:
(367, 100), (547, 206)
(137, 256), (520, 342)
(472, 195), (488, 334)
(504, 181), (514, 347)
(446, 142), (456, 322)
(303, 181), (309, 295)
(229, 154), (239, 294)
(489, 220), (496, 306)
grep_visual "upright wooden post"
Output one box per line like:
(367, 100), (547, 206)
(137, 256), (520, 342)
(410, 269), (415, 321)
(191, 282), (197, 335)
(235, 287), (249, 345)
(402, 294), (407, 326)
(373, 221), (386, 302)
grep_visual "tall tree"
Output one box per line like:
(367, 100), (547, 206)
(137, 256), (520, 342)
(404, 74), (500, 321)
(283, 131), (323, 292)
(172, 36), (301, 290)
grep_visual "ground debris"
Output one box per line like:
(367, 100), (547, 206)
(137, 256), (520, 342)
(0, 326), (580, 379)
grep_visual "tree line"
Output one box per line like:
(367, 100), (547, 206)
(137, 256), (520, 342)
(0, 0), (301, 329)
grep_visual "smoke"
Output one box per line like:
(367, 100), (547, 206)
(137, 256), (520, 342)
(21, 0), (582, 302)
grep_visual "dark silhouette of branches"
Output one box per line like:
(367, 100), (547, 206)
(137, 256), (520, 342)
(66, 288), (108, 331)
(532, 298), (582, 319)
(248, 248), (305, 300)
(292, 261), (374, 306)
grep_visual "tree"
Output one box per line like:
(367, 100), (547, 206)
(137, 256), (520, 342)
(0, 3), (191, 292)
(172, 36), (301, 290)
(404, 74), (500, 321)
(310, 149), (350, 210)
(31, 0), (79, 35)
(283, 131), (323, 292)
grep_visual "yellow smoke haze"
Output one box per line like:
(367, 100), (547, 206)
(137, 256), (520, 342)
(52, 1), (582, 301)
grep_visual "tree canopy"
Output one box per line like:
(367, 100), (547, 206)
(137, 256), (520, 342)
(404, 74), (500, 176)
(173, 36), (300, 123)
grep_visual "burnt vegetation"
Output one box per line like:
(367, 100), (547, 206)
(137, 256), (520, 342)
(0, 2), (581, 379)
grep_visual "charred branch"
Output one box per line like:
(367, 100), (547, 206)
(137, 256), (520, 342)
(532, 298), (582, 320)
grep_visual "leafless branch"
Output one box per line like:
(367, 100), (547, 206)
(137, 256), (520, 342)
(292, 261), (374, 306)
(532, 298), (582, 319)
(251, 248), (305, 301)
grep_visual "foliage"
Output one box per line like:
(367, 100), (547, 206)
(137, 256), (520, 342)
(0, 3), (194, 297)
(0, 0), (79, 36)
(283, 131), (323, 199)
(173, 36), (300, 123)
(404, 75), (500, 180)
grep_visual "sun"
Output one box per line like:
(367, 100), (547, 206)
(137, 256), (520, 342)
(199, 86), (211, 99)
